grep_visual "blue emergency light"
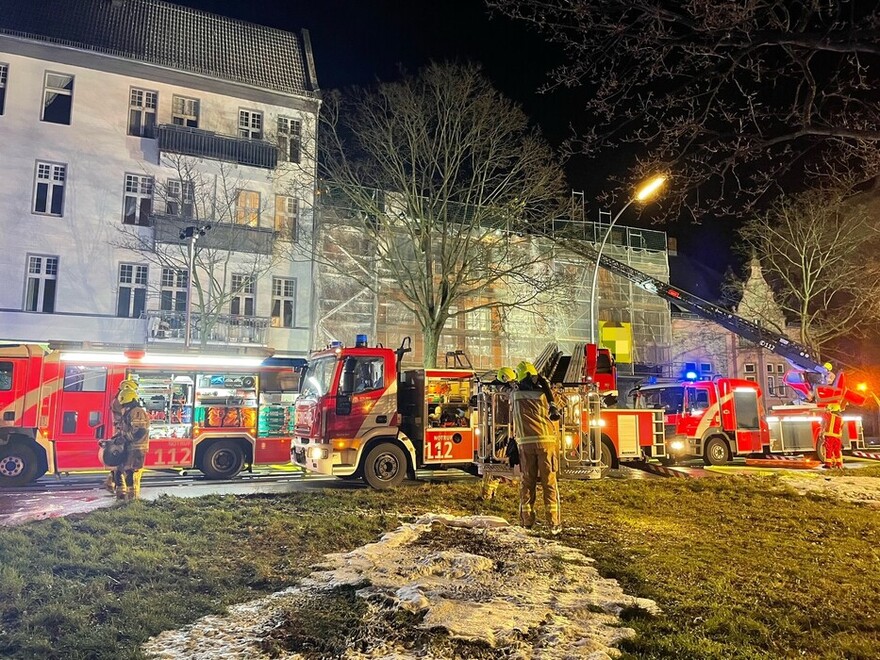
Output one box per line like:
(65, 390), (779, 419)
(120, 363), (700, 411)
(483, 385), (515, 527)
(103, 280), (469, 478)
(355, 334), (368, 347)
(685, 370), (698, 381)
(329, 340), (344, 349)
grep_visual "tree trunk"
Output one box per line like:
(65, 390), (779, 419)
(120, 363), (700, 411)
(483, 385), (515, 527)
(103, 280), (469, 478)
(422, 323), (441, 368)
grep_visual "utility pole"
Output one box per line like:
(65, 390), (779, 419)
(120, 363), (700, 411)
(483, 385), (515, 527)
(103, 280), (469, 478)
(179, 224), (211, 349)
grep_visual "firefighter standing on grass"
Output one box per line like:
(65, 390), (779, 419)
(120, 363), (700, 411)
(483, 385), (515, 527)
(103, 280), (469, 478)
(103, 378), (139, 492)
(822, 402), (845, 470)
(510, 361), (562, 534)
(117, 388), (151, 498)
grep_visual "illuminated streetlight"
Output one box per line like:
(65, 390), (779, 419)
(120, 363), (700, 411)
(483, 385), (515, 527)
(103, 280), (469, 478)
(589, 175), (667, 344)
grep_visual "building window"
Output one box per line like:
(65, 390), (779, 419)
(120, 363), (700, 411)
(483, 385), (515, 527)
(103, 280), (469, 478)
(271, 277), (295, 328)
(767, 375), (775, 395)
(166, 179), (194, 218)
(0, 64), (7, 115)
(33, 161), (66, 216)
(700, 363), (712, 374)
(24, 255), (58, 313)
(766, 364), (774, 373)
(123, 174), (153, 226)
(744, 363), (756, 374)
(160, 268), (188, 312)
(274, 195), (298, 240)
(745, 376), (756, 382)
(172, 95), (199, 128)
(235, 190), (260, 226)
(776, 364), (785, 374)
(238, 109), (262, 139)
(42, 72), (73, 124)
(277, 116), (301, 162)
(117, 263), (147, 318)
(128, 88), (157, 137)
(231, 274), (255, 316)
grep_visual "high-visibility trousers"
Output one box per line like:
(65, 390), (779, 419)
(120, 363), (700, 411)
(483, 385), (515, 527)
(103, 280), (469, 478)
(824, 412), (844, 469)
(518, 441), (560, 528)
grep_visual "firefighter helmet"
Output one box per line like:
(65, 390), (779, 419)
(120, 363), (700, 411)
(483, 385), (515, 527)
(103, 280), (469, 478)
(515, 361), (538, 382)
(100, 436), (127, 467)
(827, 402), (841, 412)
(823, 362), (833, 372)
(118, 389), (139, 405)
(119, 378), (139, 392)
(497, 366), (516, 383)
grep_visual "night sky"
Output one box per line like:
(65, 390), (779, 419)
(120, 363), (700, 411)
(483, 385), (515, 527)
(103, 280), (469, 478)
(170, 0), (737, 293)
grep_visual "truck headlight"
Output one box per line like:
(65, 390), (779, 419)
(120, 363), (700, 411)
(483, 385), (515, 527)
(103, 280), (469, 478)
(564, 434), (574, 449)
(307, 447), (329, 461)
(670, 440), (685, 452)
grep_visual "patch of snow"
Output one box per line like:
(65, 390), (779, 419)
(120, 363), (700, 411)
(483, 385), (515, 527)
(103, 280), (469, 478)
(779, 473), (880, 506)
(144, 514), (659, 659)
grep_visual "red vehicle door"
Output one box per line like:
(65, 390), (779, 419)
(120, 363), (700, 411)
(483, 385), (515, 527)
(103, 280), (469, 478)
(422, 371), (476, 464)
(722, 381), (765, 452)
(53, 364), (114, 470)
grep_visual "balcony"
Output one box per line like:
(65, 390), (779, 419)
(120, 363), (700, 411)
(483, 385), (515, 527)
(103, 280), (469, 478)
(145, 310), (270, 347)
(157, 124), (279, 170)
(151, 213), (276, 255)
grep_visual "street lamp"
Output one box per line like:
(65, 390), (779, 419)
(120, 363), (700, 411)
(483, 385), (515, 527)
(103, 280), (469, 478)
(179, 224), (211, 349)
(589, 175), (667, 344)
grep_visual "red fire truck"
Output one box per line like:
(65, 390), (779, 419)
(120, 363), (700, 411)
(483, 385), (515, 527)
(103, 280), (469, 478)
(0, 344), (301, 486)
(291, 336), (665, 487)
(632, 377), (867, 465)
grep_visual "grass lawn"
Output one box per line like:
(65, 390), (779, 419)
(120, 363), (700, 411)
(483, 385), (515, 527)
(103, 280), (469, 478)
(0, 474), (878, 659)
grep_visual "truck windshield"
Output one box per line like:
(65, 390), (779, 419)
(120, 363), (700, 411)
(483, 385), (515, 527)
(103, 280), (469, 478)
(300, 356), (338, 398)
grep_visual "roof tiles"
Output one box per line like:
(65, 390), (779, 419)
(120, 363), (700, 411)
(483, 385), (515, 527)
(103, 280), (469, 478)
(0, 0), (316, 96)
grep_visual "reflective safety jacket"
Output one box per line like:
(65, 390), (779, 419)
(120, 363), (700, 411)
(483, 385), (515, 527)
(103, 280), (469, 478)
(511, 387), (556, 445)
(122, 403), (151, 451)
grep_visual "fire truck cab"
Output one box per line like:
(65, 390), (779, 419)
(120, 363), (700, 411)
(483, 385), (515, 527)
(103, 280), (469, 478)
(292, 337), (480, 489)
(634, 378), (768, 465)
(0, 344), (301, 487)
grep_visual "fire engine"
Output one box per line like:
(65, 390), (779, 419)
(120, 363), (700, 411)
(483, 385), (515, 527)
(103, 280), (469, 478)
(291, 335), (665, 487)
(583, 246), (869, 465)
(0, 344), (302, 487)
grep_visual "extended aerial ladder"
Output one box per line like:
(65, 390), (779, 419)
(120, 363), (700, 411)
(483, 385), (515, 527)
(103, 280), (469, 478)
(576, 244), (828, 375)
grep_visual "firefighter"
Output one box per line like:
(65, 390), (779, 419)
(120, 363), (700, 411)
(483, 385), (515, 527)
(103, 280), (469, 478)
(822, 402), (845, 470)
(480, 366), (517, 501)
(511, 361), (562, 534)
(103, 378), (139, 493)
(117, 388), (151, 498)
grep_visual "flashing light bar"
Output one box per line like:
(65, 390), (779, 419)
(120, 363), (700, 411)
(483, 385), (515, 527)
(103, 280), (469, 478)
(60, 351), (265, 368)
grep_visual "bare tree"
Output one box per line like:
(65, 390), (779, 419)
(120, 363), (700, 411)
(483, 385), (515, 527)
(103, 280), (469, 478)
(116, 155), (280, 347)
(309, 62), (569, 366)
(489, 0), (880, 218)
(736, 184), (880, 355)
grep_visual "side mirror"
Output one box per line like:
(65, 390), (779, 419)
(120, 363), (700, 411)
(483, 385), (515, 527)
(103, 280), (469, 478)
(336, 393), (352, 416)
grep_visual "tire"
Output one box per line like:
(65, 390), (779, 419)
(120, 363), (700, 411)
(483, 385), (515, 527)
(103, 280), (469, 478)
(0, 441), (42, 487)
(362, 442), (407, 490)
(703, 436), (731, 466)
(199, 440), (246, 479)
(815, 437), (826, 464)
(587, 436), (615, 477)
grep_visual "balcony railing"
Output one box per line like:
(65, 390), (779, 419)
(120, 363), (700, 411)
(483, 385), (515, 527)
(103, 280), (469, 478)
(157, 124), (279, 169)
(151, 213), (276, 255)
(145, 310), (270, 346)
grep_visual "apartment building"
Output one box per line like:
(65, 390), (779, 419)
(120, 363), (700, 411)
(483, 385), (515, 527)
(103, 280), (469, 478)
(0, 0), (319, 355)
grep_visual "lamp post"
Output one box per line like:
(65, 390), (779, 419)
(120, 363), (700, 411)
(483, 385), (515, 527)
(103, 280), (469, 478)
(589, 175), (667, 344)
(179, 224), (211, 349)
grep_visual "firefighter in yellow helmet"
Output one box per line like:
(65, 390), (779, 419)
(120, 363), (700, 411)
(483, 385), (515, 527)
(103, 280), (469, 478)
(103, 378), (139, 493)
(117, 387), (151, 498)
(822, 401), (845, 470)
(510, 360), (562, 534)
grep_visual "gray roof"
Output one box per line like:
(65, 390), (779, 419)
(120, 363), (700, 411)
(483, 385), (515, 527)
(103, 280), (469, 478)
(0, 0), (317, 96)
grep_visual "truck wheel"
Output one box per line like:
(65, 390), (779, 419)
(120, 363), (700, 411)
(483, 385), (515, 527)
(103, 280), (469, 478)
(199, 440), (245, 479)
(0, 442), (41, 487)
(703, 437), (731, 466)
(362, 443), (407, 490)
(814, 437), (826, 464)
(596, 440), (615, 477)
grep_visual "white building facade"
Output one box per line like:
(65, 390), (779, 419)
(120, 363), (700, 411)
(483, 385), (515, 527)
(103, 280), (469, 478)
(0, 0), (319, 356)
